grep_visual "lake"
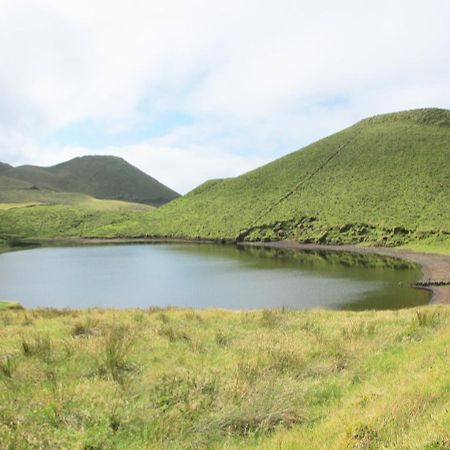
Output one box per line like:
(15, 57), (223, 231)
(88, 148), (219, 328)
(0, 243), (430, 310)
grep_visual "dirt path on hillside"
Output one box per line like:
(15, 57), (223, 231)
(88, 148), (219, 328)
(241, 241), (450, 305)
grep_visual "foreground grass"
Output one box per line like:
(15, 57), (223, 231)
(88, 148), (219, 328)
(1, 307), (449, 449)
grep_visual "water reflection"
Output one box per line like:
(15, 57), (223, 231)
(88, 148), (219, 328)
(0, 243), (430, 310)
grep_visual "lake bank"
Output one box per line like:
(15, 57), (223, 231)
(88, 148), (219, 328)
(2, 236), (448, 306)
(0, 243), (428, 310)
(241, 241), (450, 305)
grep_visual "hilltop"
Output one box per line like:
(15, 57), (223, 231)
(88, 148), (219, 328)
(132, 108), (450, 249)
(0, 155), (179, 206)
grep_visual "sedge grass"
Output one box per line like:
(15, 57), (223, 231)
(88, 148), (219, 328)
(0, 306), (449, 449)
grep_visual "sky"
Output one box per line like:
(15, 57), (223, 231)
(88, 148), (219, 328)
(0, 0), (449, 194)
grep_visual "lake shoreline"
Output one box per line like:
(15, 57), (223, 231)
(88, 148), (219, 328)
(240, 241), (450, 305)
(4, 237), (449, 306)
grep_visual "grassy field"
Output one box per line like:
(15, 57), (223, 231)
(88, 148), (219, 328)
(0, 189), (154, 210)
(0, 198), (153, 241)
(0, 167), (155, 242)
(0, 306), (449, 449)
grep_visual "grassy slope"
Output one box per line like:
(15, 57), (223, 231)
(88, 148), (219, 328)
(0, 162), (12, 174)
(0, 172), (154, 240)
(0, 175), (33, 189)
(0, 301), (23, 310)
(0, 108), (449, 254)
(0, 306), (449, 449)
(133, 109), (450, 246)
(2, 155), (179, 206)
(0, 202), (152, 241)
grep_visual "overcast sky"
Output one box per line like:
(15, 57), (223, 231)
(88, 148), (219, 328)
(0, 0), (449, 193)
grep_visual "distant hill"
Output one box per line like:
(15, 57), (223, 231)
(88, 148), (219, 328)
(1, 155), (179, 206)
(0, 162), (12, 174)
(0, 175), (33, 190)
(140, 108), (450, 246)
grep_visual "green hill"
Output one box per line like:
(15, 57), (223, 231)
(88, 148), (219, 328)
(0, 175), (34, 190)
(0, 162), (12, 174)
(1, 108), (449, 250)
(0, 156), (158, 240)
(0, 173), (155, 211)
(1, 155), (179, 206)
(133, 108), (450, 247)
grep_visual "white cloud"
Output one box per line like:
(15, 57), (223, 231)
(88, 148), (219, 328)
(0, 0), (449, 193)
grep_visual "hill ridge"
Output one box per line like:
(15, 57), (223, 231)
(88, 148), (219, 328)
(357, 107), (450, 128)
(135, 107), (450, 248)
(237, 108), (450, 240)
(2, 155), (179, 206)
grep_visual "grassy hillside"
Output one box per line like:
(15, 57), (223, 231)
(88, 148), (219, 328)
(0, 168), (154, 241)
(0, 175), (34, 190)
(0, 187), (152, 210)
(0, 162), (13, 174)
(0, 108), (449, 252)
(130, 108), (449, 247)
(0, 202), (152, 241)
(1, 155), (179, 206)
(0, 306), (449, 449)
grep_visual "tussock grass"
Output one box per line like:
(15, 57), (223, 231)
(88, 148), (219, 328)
(99, 324), (135, 384)
(72, 318), (99, 337)
(21, 335), (52, 360)
(416, 310), (440, 328)
(215, 329), (232, 348)
(158, 323), (192, 343)
(0, 306), (449, 449)
(0, 355), (17, 379)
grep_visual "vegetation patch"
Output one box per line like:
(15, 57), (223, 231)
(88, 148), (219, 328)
(0, 306), (449, 449)
(0, 301), (23, 310)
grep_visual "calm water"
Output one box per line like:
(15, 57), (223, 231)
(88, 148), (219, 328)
(0, 244), (430, 310)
